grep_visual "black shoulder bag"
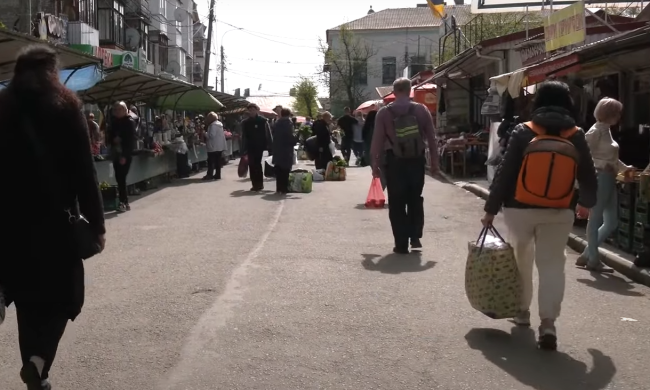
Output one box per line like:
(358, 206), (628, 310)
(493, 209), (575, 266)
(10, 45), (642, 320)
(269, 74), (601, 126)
(22, 116), (102, 260)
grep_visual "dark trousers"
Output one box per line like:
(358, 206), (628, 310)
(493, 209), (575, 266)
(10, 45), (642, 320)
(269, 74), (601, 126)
(248, 151), (264, 190)
(352, 141), (363, 160)
(275, 165), (290, 193)
(114, 156), (133, 204)
(385, 153), (426, 248)
(15, 302), (68, 380)
(207, 151), (223, 179)
(341, 139), (352, 162)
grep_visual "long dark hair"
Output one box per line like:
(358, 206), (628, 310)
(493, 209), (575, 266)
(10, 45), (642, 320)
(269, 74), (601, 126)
(2, 45), (80, 112)
(362, 110), (377, 139)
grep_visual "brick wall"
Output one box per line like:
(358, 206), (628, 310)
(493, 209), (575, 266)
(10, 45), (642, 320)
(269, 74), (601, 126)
(0, 0), (55, 33)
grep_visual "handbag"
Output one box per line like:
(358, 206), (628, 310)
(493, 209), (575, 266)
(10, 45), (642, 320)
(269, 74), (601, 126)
(22, 115), (102, 260)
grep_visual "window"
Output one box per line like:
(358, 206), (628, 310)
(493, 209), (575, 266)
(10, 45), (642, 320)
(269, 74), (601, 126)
(382, 57), (396, 85)
(159, 35), (169, 70)
(98, 0), (125, 46)
(143, 25), (153, 62)
(160, 0), (166, 17)
(410, 56), (426, 76)
(179, 53), (186, 77)
(354, 59), (368, 86)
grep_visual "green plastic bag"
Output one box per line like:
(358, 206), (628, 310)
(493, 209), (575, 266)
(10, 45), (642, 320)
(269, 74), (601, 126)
(288, 170), (313, 193)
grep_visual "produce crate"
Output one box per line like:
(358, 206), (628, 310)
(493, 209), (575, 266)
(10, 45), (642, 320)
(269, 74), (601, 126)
(618, 181), (636, 209)
(633, 199), (650, 254)
(101, 187), (118, 212)
(619, 204), (633, 221)
(617, 227), (633, 252)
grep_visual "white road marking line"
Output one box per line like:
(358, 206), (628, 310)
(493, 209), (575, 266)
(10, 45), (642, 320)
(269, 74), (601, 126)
(161, 200), (285, 389)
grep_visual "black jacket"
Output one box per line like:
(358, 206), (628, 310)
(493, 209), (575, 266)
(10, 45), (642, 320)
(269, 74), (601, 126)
(241, 115), (272, 154)
(272, 118), (297, 169)
(109, 115), (137, 158)
(312, 119), (331, 148)
(485, 107), (598, 215)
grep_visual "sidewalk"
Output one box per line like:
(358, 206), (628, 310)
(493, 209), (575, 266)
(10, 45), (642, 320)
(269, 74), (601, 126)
(439, 174), (650, 287)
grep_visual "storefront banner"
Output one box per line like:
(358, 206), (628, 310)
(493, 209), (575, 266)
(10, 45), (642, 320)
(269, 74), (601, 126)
(526, 54), (580, 84)
(544, 1), (586, 52)
(517, 41), (546, 66)
(109, 50), (139, 70)
(69, 44), (114, 67)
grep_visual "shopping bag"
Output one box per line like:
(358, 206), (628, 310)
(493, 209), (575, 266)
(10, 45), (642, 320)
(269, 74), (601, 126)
(238, 155), (249, 178)
(264, 156), (275, 178)
(288, 170), (313, 193)
(325, 161), (347, 181)
(465, 226), (522, 319)
(365, 178), (386, 208)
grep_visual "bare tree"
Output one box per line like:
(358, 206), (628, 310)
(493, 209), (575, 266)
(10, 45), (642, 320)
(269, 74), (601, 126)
(320, 24), (377, 112)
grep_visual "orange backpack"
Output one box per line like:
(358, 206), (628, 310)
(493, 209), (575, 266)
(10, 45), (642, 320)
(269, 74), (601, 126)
(514, 121), (579, 208)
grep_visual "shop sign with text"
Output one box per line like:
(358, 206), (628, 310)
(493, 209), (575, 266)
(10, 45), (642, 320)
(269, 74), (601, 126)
(544, 1), (586, 52)
(68, 44), (113, 67)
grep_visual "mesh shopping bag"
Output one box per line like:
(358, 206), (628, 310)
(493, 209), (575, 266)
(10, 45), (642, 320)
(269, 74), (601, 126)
(465, 226), (522, 319)
(238, 155), (249, 178)
(365, 178), (386, 208)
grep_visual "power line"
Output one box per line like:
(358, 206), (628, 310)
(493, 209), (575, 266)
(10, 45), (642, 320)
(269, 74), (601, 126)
(215, 20), (321, 49)
(215, 19), (321, 42)
(225, 70), (299, 84)
(226, 56), (324, 65)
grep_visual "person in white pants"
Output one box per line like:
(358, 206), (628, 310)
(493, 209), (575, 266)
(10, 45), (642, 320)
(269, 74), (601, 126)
(482, 81), (598, 350)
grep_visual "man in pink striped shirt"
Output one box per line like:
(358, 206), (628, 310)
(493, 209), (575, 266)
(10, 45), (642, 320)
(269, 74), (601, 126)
(370, 77), (439, 254)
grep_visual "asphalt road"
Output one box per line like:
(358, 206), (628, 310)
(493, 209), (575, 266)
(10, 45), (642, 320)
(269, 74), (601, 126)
(1, 159), (649, 390)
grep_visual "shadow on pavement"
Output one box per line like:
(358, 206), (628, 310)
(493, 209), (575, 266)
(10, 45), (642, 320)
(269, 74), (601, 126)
(261, 193), (302, 201)
(361, 253), (435, 274)
(355, 203), (387, 210)
(576, 273), (644, 297)
(465, 327), (616, 390)
(230, 189), (274, 197)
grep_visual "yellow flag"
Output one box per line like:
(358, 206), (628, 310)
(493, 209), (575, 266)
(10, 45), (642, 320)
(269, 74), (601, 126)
(427, 0), (445, 18)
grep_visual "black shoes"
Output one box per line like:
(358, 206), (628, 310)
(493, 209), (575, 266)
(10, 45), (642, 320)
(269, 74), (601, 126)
(20, 360), (51, 390)
(393, 246), (409, 254)
(410, 238), (422, 249)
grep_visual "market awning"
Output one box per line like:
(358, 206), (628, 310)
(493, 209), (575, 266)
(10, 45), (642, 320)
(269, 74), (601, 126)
(77, 66), (200, 105)
(155, 88), (224, 111)
(429, 48), (497, 82)
(208, 90), (249, 111)
(0, 29), (100, 81)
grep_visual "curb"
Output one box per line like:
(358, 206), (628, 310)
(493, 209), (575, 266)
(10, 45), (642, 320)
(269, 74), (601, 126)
(443, 178), (650, 287)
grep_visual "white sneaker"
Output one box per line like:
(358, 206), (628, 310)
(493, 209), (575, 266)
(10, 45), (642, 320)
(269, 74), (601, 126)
(512, 310), (531, 327)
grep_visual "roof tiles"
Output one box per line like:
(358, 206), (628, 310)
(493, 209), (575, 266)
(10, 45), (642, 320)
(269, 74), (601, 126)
(328, 5), (472, 31)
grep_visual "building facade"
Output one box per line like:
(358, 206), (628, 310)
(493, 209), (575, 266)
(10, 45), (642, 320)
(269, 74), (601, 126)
(325, 4), (470, 115)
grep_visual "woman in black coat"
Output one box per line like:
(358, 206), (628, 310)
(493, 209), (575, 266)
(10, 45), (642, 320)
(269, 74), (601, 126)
(272, 108), (297, 194)
(0, 45), (106, 390)
(312, 111), (334, 170)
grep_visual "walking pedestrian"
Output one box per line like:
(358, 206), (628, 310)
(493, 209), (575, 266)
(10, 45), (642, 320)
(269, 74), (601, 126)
(108, 101), (136, 212)
(272, 108), (297, 194)
(482, 80), (598, 350)
(203, 112), (226, 181)
(337, 107), (357, 164)
(352, 111), (365, 165)
(576, 97), (635, 272)
(371, 77), (439, 254)
(241, 103), (272, 191)
(0, 44), (106, 390)
(313, 111), (334, 170)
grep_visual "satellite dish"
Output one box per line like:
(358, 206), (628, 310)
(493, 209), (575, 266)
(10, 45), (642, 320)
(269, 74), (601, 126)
(174, 8), (186, 22)
(166, 61), (181, 76)
(125, 28), (141, 51)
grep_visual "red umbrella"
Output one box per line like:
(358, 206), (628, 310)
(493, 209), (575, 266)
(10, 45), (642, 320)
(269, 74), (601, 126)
(355, 99), (380, 114)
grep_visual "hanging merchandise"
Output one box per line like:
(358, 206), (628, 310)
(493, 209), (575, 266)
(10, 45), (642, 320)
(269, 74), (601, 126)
(481, 86), (501, 116)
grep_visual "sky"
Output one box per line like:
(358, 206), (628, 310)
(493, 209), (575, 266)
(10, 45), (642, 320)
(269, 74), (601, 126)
(195, 0), (441, 97)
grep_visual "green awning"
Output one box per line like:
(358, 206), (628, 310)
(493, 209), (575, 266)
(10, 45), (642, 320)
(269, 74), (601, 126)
(155, 89), (224, 111)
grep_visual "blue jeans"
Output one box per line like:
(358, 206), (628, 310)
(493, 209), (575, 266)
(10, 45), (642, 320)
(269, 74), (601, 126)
(582, 171), (618, 266)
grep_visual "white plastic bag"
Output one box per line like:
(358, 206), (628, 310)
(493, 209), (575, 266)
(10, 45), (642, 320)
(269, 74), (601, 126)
(292, 151), (298, 166)
(266, 156), (274, 166)
(329, 141), (336, 156)
(312, 169), (325, 182)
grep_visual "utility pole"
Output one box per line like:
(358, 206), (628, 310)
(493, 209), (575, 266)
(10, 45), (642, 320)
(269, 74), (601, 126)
(220, 45), (225, 93)
(202, 0), (216, 89)
(215, 75), (218, 90)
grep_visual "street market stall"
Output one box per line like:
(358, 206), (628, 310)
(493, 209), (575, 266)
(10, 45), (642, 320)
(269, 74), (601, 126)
(76, 66), (224, 186)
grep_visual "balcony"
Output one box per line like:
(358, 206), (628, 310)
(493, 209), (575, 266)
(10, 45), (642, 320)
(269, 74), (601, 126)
(67, 21), (99, 46)
(124, 0), (152, 23)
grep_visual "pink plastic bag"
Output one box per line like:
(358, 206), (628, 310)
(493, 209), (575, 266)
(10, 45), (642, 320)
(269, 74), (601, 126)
(365, 178), (386, 208)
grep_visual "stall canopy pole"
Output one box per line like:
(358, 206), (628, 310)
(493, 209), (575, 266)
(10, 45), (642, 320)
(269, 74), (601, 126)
(63, 67), (80, 86)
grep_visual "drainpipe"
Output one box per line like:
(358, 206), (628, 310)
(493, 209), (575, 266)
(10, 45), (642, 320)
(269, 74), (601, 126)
(474, 48), (504, 75)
